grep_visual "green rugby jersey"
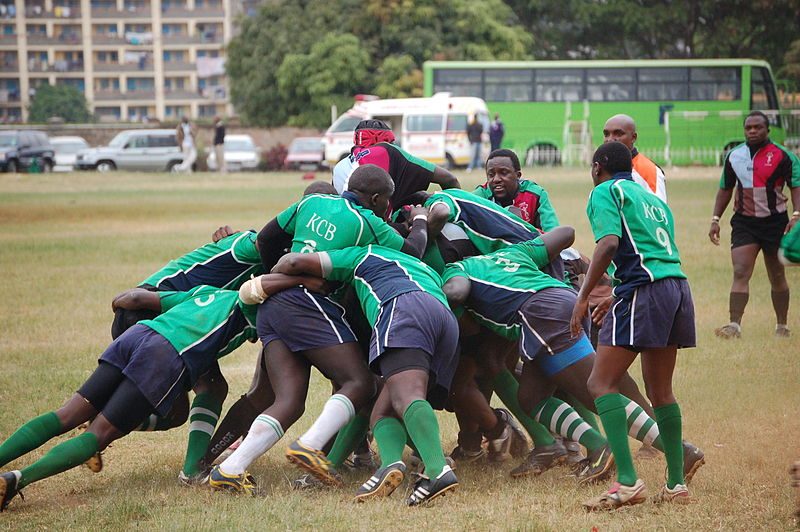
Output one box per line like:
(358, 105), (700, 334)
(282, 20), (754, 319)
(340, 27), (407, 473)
(424, 189), (540, 255)
(443, 238), (569, 339)
(319, 245), (448, 327)
(276, 193), (404, 254)
(141, 285), (258, 384)
(140, 231), (263, 291)
(587, 172), (686, 298)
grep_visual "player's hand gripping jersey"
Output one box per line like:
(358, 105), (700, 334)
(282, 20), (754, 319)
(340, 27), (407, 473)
(275, 193), (405, 254)
(473, 179), (560, 231)
(443, 237), (569, 339)
(140, 230), (263, 291)
(586, 172), (685, 298)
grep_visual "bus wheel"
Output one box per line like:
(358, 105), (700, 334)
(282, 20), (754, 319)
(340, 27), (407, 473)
(526, 145), (560, 167)
(445, 153), (456, 170)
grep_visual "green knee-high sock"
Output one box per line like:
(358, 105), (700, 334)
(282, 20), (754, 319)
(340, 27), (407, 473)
(327, 413), (370, 468)
(372, 417), (407, 467)
(18, 432), (99, 489)
(595, 393), (637, 486)
(623, 399), (664, 452)
(533, 397), (606, 451)
(563, 393), (600, 432)
(492, 369), (555, 447)
(403, 400), (446, 478)
(654, 403), (684, 488)
(182, 393), (223, 476)
(0, 412), (62, 468)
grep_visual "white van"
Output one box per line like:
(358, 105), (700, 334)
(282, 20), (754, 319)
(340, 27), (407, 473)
(323, 93), (490, 168)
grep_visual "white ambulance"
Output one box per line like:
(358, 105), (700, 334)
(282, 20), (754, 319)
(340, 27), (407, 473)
(323, 93), (490, 168)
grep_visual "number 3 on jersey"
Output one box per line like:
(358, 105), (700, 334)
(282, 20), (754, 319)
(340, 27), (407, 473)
(655, 227), (673, 255)
(495, 256), (520, 272)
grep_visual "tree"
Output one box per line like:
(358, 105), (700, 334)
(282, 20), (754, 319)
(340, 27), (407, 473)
(781, 39), (800, 85)
(28, 84), (90, 123)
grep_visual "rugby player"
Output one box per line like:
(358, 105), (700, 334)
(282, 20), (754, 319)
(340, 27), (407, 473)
(603, 114), (667, 202)
(0, 277), (322, 512)
(272, 245), (460, 506)
(572, 142), (697, 510)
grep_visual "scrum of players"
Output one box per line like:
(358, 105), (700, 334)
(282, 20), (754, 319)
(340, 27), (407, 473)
(11, 112), (800, 514)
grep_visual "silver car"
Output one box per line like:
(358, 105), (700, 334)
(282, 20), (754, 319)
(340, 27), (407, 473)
(75, 129), (184, 172)
(50, 136), (90, 172)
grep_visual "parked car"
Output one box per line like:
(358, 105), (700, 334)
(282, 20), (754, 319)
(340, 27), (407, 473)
(74, 129), (183, 172)
(207, 134), (260, 171)
(50, 135), (90, 172)
(285, 137), (324, 170)
(0, 130), (55, 173)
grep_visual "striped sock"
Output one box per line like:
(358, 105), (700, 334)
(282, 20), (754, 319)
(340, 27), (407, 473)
(623, 399), (664, 452)
(182, 393), (222, 476)
(299, 394), (355, 451)
(220, 414), (283, 475)
(533, 397), (606, 451)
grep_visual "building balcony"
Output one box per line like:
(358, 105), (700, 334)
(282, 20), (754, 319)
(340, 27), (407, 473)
(26, 61), (85, 73)
(163, 33), (222, 45)
(0, 62), (18, 73)
(0, 35), (17, 47)
(124, 90), (155, 100)
(93, 62), (154, 73)
(25, 8), (82, 19)
(165, 89), (200, 100)
(93, 90), (124, 101)
(162, 7), (224, 18)
(92, 35), (126, 45)
(164, 61), (194, 72)
(91, 7), (151, 19)
(0, 95), (22, 104)
(26, 34), (83, 46)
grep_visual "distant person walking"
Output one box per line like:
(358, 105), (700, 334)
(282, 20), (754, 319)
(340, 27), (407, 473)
(466, 115), (483, 172)
(213, 116), (226, 174)
(175, 116), (196, 173)
(489, 113), (504, 151)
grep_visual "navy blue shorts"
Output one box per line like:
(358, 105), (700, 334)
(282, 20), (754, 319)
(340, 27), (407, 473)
(98, 324), (188, 417)
(598, 278), (696, 351)
(517, 288), (593, 376)
(257, 287), (357, 351)
(369, 291), (460, 398)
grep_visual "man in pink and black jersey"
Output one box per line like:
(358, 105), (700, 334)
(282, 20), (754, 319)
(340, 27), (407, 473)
(709, 111), (800, 339)
(332, 120), (459, 213)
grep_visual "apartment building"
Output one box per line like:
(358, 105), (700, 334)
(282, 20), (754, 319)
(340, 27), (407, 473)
(0, 0), (236, 123)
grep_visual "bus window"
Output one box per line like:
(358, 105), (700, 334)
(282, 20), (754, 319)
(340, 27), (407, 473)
(484, 69), (534, 102)
(434, 69), (482, 97)
(690, 67), (740, 101)
(406, 114), (444, 132)
(446, 114), (468, 132)
(638, 67), (688, 100)
(331, 115), (362, 133)
(586, 68), (635, 101)
(751, 67), (779, 111)
(534, 69), (584, 102)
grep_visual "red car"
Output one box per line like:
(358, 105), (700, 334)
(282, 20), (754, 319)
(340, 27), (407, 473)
(284, 137), (325, 170)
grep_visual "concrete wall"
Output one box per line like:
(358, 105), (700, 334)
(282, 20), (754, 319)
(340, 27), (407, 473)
(0, 123), (323, 150)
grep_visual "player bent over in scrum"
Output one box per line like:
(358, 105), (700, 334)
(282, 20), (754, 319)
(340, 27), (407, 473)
(0, 276), (318, 512)
(572, 142), (699, 510)
(273, 245), (460, 506)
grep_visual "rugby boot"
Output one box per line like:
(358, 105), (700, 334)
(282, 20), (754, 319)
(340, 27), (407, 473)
(406, 465), (458, 506)
(583, 479), (647, 511)
(354, 461), (406, 502)
(285, 439), (342, 487)
(510, 440), (568, 478)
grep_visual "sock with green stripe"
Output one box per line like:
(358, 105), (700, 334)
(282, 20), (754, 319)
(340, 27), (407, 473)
(220, 414), (283, 475)
(299, 394), (355, 451)
(595, 393), (638, 486)
(654, 403), (684, 488)
(403, 400), (446, 478)
(623, 399), (664, 452)
(18, 432), (99, 489)
(181, 393), (223, 476)
(492, 369), (556, 447)
(327, 413), (370, 468)
(563, 392), (601, 432)
(0, 412), (62, 468)
(372, 417), (407, 467)
(533, 397), (606, 451)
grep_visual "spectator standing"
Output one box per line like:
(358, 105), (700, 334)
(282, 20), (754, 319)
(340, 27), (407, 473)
(466, 115), (483, 172)
(175, 116), (197, 173)
(213, 116), (226, 174)
(489, 113), (504, 151)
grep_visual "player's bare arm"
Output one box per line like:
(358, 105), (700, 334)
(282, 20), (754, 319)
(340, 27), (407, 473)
(536, 225), (576, 260)
(787, 185), (800, 234)
(238, 272), (328, 304)
(400, 205), (430, 259)
(212, 225), (237, 243)
(257, 218), (293, 271)
(571, 234), (619, 336)
(111, 289), (162, 312)
(431, 166), (460, 190)
(442, 275), (471, 307)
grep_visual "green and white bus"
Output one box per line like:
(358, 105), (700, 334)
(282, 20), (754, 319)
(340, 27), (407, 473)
(423, 59), (786, 166)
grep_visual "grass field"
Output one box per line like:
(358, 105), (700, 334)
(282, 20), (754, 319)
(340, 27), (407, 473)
(0, 168), (798, 530)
